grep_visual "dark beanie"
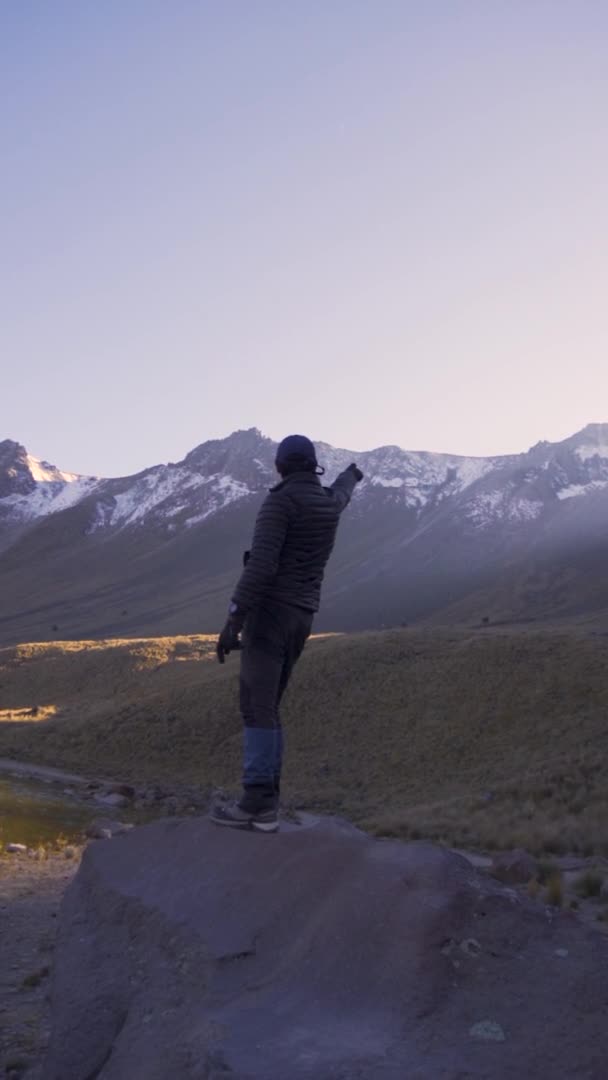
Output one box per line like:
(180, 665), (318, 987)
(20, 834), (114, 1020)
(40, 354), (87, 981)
(275, 434), (318, 473)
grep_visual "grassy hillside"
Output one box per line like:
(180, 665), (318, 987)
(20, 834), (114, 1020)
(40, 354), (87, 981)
(3, 474), (608, 648)
(432, 542), (608, 631)
(1, 628), (607, 854)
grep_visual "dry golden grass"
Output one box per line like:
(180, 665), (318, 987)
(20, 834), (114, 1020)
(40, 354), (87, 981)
(545, 873), (564, 908)
(0, 705), (57, 724)
(0, 626), (607, 854)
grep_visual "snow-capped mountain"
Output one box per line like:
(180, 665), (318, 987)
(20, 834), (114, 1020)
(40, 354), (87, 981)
(0, 424), (607, 644)
(4, 423), (608, 536)
(0, 439), (98, 524)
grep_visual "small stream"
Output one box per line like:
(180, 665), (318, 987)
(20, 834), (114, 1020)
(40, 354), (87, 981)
(0, 775), (109, 847)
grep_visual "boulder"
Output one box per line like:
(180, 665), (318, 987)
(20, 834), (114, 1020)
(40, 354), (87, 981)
(43, 818), (608, 1080)
(108, 783), (136, 799)
(85, 818), (133, 840)
(93, 792), (130, 809)
(491, 848), (539, 885)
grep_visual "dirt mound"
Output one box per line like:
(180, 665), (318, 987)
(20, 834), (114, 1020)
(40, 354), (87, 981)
(43, 817), (607, 1079)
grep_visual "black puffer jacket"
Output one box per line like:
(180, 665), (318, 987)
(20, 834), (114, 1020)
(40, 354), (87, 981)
(232, 468), (358, 614)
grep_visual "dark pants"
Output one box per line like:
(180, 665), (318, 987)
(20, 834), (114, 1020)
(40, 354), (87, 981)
(239, 600), (313, 810)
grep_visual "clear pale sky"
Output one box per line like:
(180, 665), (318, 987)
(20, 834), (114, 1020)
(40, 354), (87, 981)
(2, 1), (607, 477)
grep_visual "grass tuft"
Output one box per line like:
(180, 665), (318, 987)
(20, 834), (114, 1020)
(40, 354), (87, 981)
(545, 873), (564, 908)
(574, 870), (605, 899)
(21, 965), (50, 989)
(537, 859), (560, 884)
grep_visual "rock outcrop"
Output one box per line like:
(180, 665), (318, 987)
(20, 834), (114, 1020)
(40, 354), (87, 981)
(490, 848), (539, 885)
(43, 817), (608, 1079)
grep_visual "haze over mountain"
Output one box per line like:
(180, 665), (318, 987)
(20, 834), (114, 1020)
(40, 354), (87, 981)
(1, 424), (607, 645)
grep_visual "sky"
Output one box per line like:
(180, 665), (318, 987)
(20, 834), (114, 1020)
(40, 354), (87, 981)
(2, 1), (607, 478)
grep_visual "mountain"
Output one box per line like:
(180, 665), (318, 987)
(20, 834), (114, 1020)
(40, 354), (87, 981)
(0, 439), (99, 553)
(0, 424), (607, 645)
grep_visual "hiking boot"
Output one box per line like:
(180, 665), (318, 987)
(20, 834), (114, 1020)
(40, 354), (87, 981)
(210, 800), (279, 833)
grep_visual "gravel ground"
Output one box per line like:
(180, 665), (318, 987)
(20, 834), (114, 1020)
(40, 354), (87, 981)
(0, 848), (82, 1080)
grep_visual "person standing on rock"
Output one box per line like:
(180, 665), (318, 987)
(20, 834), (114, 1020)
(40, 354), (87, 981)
(211, 435), (363, 832)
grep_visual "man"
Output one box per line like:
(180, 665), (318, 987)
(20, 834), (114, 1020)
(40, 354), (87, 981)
(211, 434), (363, 833)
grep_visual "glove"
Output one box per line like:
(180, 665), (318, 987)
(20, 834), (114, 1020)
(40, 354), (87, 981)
(216, 606), (245, 664)
(348, 463), (364, 482)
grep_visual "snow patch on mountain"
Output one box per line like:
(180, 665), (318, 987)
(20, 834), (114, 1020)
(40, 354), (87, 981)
(85, 499), (115, 533)
(108, 467), (208, 528)
(2, 474), (99, 523)
(510, 497), (545, 521)
(184, 476), (254, 528)
(371, 476), (405, 489)
(214, 475), (253, 499)
(575, 441), (608, 463)
(25, 455), (78, 485)
(92, 466), (257, 532)
(345, 446), (494, 509)
(466, 490), (544, 527)
(451, 457), (495, 489)
(557, 480), (608, 500)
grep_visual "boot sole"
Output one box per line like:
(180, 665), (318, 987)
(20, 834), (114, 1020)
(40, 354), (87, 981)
(251, 819), (279, 833)
(210, 816), (251, 829)
(210, 814), (279, 833)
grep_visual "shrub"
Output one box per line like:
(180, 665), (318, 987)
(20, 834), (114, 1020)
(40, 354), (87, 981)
(537, 859), (560, 884)
(21, 966), (50, 989)
(574, 870), (604, 899)
(545, 873), (564, 908)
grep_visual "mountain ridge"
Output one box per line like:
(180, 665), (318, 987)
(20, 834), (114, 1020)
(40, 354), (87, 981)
(3, 421), (608, 518)
(3, 423), (608, 536)
(0, 424), (607, 644)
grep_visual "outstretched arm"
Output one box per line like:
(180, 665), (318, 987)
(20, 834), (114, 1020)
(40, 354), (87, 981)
(329, 463), (363, 512)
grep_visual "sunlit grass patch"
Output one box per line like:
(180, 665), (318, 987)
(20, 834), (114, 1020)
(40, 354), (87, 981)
(0, 704), (57, 723)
